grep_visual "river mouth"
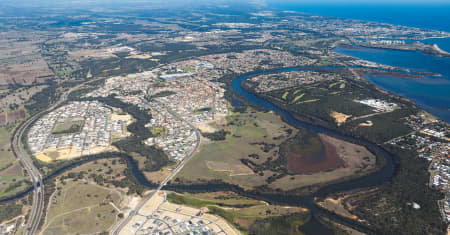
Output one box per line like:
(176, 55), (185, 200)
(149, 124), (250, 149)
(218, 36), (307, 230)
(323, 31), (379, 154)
(333, 46), (450, 123)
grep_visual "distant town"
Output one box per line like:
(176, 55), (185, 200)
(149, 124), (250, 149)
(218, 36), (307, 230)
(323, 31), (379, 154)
(0, 1), (449, 235)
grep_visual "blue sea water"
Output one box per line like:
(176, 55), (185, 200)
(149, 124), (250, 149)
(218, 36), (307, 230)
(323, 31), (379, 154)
(267, 2), (450, 32)
(421, 38), (450, 53)
(334, 46), (450, 122)
(267, 2), (450, 122)
(268, 2), (450, 52)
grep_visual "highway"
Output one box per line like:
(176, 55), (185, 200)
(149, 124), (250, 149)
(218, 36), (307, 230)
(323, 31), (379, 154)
(11, 78), (104, 235)
(12, 114), (44, 235)
(111, 101), (201, 235)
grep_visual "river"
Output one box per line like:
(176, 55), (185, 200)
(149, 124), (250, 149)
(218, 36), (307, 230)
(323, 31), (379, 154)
(334, 46), (450, 123)
(229, 67), (396, 234)
(265, 1), (450, 124)
(0, 68), (397, 234)
(231, 67), (395, 193)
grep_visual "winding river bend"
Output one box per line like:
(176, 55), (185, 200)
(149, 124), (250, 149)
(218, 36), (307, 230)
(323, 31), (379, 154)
(231, 67), (395, 192)
(0, 67), (397, 234)
(229, 67), (396, 233)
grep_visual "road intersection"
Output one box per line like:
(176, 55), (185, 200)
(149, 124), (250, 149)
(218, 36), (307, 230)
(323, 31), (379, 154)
(11, 78), (104, 235)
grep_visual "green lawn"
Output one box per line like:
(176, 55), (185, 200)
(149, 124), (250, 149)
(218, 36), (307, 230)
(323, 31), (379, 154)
(282, 91), (289, 100)
(150, 126), (167, 137)
(183, 66), (195, 72)
(292, 93), (305, 103)
(317, 60), (334, 65)
(51, 119), (84, 134)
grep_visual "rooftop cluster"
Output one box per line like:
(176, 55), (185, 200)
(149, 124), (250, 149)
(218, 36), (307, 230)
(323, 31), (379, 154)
(248, 71), (340, 92)
(388, 113), (449, 222)
(27, 101), (130, 161)
(85, 59), (231, 162)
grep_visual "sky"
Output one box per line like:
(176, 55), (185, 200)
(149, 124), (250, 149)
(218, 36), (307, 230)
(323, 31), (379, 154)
(2, 0), (450, 13)
(266, 0), (450, 3)
(2, 0), (450, 8)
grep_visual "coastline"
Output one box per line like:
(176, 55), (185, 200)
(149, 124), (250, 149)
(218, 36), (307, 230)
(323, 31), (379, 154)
(352, 40), (450, 58)
(1, 2), (449, 234)
(421, 37), (450, 54)
(432, 43), (450, 55)
(333, 45), (450, 124)
(267, 2), (450, 32)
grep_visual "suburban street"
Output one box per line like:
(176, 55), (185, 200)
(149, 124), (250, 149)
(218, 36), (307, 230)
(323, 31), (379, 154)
(132, 192), (230, 235)
(111, 101), (201, 235)
(11, 78), (104, 235)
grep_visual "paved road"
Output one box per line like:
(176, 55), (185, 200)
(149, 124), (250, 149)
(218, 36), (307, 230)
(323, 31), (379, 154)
(11, 78), (104, 235)
(133, 192), (228, 235)
(12, 115), (44, 235)
(112, 101), (201, 235)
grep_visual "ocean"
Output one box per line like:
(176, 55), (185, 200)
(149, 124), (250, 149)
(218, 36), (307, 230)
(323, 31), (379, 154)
(267, 2), (450, 51)
(267, 2), (450, 123)
(266, 2), (450, 32)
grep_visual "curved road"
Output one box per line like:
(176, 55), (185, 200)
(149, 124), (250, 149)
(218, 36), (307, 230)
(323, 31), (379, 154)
(11, 78), (104, 235)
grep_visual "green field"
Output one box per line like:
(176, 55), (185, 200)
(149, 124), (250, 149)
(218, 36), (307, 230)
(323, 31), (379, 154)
(292, 93), (305, 103)
(167, 191), (264, 208)
(328, 80), (346, 89)
(262, 78), (385, 125)
(0, 127), (28, 198)
(0, 204), (22, 223)
(183, 66), (195, 72)
(261, 77), (416, 145)
(177, 111), (297, 188)
(193, 107), (212, 113)
(316, 60), (334, 65)
(150, 126), (167, 137)
(178, 106), (378, 192)
(148, 90), (176, 99)
(59, 157), (143, 193)
(176, 109), (368, 191)
(293, 89), (302, 95)
(0, 127), (15, 169)
(342, 109), (414, 143)
(249, 213), (309, 235)
(43, 180), (123, 235)
(167, 191), (308, 234)
(55, 69), (74, 78)
(51, 119), (84, 134)
(0, 172), (29, 198)
(207, 205), (308, 234)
